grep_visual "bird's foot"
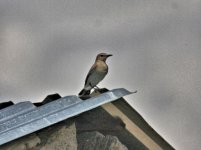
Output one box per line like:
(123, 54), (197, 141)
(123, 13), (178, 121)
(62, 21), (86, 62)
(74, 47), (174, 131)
(94, 88), (100, 93)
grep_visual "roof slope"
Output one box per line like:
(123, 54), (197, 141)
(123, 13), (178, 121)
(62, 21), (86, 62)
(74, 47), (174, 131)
(0, 88), (174, 149)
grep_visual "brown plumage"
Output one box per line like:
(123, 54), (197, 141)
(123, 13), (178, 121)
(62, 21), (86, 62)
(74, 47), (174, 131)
(79, 53), (112, 96)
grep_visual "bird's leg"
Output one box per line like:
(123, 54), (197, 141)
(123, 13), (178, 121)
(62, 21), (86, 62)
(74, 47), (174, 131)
(93, 85), (101, 93)
(94, 85), (100, 90)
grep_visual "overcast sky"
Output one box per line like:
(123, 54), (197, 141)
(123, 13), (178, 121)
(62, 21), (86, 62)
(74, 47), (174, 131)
(0, 0), (201, 149)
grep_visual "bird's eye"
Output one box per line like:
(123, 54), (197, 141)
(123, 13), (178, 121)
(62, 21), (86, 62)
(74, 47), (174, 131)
(100, 55), (104, 57)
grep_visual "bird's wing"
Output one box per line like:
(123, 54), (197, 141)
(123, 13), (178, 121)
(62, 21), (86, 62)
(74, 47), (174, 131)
(84, 63), (97, 86)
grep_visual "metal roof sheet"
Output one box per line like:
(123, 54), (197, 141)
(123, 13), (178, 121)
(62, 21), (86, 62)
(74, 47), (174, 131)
(0, 88), (133, 145)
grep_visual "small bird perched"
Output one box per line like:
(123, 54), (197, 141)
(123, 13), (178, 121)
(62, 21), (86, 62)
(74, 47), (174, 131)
(79, 53), (112, 96)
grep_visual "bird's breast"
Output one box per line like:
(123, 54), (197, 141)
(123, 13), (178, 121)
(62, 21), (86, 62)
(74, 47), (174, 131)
(96, 61), (108, 72)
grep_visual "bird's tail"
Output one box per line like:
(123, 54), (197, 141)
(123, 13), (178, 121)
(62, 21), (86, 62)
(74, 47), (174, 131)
(78, 89), (91, 96)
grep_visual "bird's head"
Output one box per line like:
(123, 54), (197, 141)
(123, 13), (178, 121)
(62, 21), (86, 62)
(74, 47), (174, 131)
(96, 53), (113, 62)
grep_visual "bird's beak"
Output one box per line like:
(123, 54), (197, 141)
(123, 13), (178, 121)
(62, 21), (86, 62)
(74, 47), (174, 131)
(107, 54), (113, 57)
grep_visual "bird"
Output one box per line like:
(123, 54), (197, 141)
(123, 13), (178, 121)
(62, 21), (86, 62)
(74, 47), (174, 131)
(79, 53), (112, 96)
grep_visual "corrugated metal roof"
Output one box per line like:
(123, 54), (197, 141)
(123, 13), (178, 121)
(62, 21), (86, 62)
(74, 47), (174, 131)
(0, 88), (133, 145)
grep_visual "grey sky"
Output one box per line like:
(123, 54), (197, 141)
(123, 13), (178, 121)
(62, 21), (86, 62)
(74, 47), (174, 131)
(0, 0), (201, 149)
